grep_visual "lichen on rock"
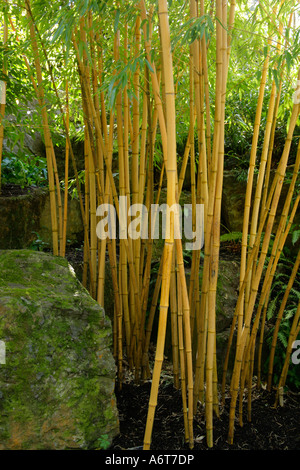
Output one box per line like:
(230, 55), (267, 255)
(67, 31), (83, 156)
(0, 249), (119, 450)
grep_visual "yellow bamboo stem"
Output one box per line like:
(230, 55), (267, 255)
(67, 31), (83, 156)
(228, 86), (300, 444)
(25, 0), (59, 256)
(177, 267), (189, 442)
(170, 250), (180, 389)
(274, 301), (300, 407)
(61, 76), (69, 258)
(238, 44), (270, 344)
(144, 0), (178, 449)
(0, 1), (8, 194)
(268, 247), (300, 390)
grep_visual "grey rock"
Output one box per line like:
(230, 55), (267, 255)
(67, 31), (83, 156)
(0, 249), (119, 450)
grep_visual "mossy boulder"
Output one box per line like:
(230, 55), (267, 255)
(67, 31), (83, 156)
(0, 249), (119, 450)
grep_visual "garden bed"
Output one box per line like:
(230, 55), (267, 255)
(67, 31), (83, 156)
(111, 365), (300, 451)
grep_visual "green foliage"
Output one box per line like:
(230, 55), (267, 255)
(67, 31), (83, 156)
(220, 231), (243, 243)
(0, 0), (299, 185)
(63, 169), (86, 199)
(171, 14), (214, 51)
(292, 229), (300, 246)
(96, 433), (111, 450)
(29, 232), (50, 252)
(1, 152), (48, 188)
(264, 257), (300, 389)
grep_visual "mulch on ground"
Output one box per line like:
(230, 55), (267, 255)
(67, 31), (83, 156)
(111, 367), (300, 451)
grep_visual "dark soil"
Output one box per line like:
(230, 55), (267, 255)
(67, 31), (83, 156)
(111, 366), (300, 451)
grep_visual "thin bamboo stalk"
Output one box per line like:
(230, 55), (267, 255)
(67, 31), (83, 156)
(25, 0), (59, 256)
(188, 52), (197, 341)
(136, 75), (155, 380)
(260, 10), (294, 217)
(221, 124), (289, 401)
(248, 78), (277, 257)
(176, 267), (189, 443)
(208, 0), (229, 425)
(139, 0), (167, 159)
(61, 75), (69, 258)
(121, 23), (133, 370)
(0, 1), (8, 194)
(245, 189), (300, 402)
(192, 15), (210, 407)
(132, 16), (141, 290)
(255, 148), (300, 387)
(178, 111), (196, 196)
(267, 247), (300, 390)
(237, 77), (280, 397)
(204, 0), (224, 448)
(200, 0), (211, 167)
(142, 259), (163, 379)
(260, 84), (282, 217)
(228, 85), (300, 444)
(245, 19), (284, 311)
(141, 102), (192, 377)
(170, 250), (180, 389)
(175, 235), (194, 448)
(73, 28), (141, 348)
(24, 10), (95, 292)
(80, 17), (98, 298)
(237, 44), (270, 344)
(82, 126), (90, 289)
(274, 300), (300, 407)
(143, 0), (178, 450)
(97, 115), (114, 306)
(114, 24), (125, 384)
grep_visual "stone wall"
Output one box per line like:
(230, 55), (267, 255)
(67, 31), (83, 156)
(0, 188), (83, 250)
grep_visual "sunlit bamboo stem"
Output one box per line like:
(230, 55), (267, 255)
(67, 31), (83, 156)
(176, 268), (189, 442)
(25, 0), (59, 255)
(238, 44), (270, 344)
(274, 300), (300, 407)
(0, 1), (8, 194)
(144, 0), (178, 449)
(61, 75), (69, 258)
(228, 84), (300, 444)
(268, 247), (300, 390)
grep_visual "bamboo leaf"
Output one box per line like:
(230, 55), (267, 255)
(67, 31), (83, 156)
(114, 9), (120, 33)
(145, 58), (154, 74)
(292, 229), (300, 245)
(272, 68), (280, 90)
(285, 50), (292, 72)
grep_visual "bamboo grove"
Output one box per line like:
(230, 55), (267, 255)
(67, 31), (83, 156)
(0, 0), (300, 450)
